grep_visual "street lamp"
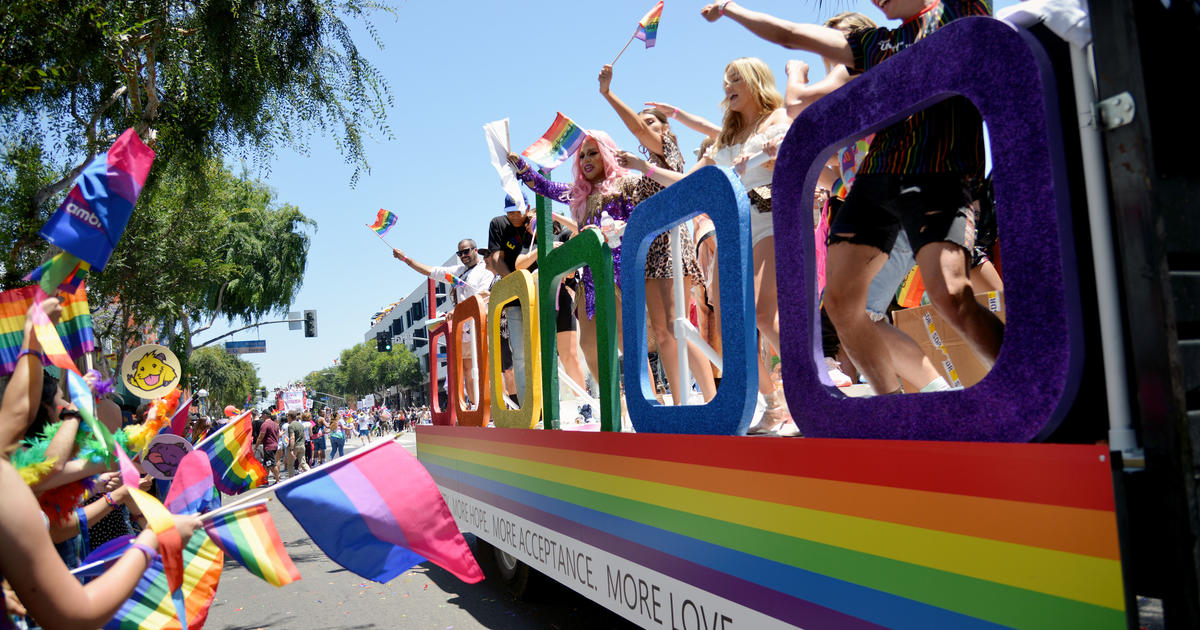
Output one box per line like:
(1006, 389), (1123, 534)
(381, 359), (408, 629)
(196, 388), (209, 417)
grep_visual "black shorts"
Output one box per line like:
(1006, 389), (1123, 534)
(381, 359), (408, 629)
(828, 173), (975, 257)
(555, 283), (577, 333)
(261, 452), (277, 468)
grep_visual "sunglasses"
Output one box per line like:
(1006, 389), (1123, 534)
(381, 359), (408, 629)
(456, 248), (475, 257)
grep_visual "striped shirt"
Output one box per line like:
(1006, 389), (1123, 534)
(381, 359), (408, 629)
(846, 0), (991, 178)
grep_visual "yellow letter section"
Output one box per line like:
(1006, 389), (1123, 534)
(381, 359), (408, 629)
(488, 270), (542, 428)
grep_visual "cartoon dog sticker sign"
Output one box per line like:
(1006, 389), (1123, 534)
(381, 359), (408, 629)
(122, 344), (182, 399)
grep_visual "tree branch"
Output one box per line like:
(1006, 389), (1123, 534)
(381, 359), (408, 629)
(32, 85), (128, 207)
(190, 280), (230, 336)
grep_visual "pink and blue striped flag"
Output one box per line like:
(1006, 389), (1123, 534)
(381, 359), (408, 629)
(164, 450), (220, 515)
(275, 440), (483, 584)
(39, 128), (155, 271)
(634, 1), (664, 48)
(521, 112), (586, 170)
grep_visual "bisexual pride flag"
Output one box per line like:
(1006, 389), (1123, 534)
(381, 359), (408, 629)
(276, 440), (483, 584)
(40, 128), (155, 271)
(635, 1), (664, 48)
(521, 112), (586, 170)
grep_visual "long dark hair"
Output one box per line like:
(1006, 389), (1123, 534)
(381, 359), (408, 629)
(638, 108), (680, 166)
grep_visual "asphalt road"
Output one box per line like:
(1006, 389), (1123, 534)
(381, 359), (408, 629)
(204, 431), (637, 630)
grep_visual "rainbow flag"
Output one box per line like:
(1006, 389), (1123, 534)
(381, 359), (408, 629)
(102, 532), (223, 630)
(521, 112), (586, 170)
(634, 1), (664, 48)
(419, 427), (1127, 630)
(368, 208), (398, 236)
(276, 440), (483, 584)
(0, 282), (94, 376)
(25, 252), (89, 294)
(203, 502), (301, 587)
(896, 265), (926, 308)
(195, 411), (266, 495)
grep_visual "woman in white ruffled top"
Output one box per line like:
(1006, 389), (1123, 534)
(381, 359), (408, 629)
(619, 57), (798, 436)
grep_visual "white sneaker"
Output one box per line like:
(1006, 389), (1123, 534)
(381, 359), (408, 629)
(825, 357), (853, 387)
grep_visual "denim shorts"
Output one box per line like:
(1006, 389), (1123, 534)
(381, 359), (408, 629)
(866, 230), (915, 320)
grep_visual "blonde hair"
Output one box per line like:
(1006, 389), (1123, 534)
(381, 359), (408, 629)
(716, 58), (784, 151)
(301, 411), (312, 422)
(824, 12), (876, 34)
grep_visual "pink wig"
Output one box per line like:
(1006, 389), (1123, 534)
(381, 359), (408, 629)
(568, 130), (629, 224)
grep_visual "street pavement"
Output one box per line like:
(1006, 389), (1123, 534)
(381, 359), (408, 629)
(204, 431), (636, 630)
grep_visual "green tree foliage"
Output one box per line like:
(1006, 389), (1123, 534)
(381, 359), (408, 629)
(304, 341), (421, 400)
(189, 345), (260, 411)
(82, 160), (313, 359)
(0, 0), (391, 285)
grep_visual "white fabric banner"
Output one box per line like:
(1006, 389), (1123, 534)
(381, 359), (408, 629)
(483, 118), (528, 211)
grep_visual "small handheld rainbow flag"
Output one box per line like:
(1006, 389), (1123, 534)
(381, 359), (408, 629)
(367, 208), (398, 236)
(521, 112), (587, 170)
(102, 532), (223, 630)
(195, 411), (266, 495)
(0, 283), (95, 376)
(203, 502), (301, 587)
(634, 1), (664, 48)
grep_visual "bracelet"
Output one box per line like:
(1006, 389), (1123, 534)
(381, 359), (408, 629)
(670, 108), (678, 118)
(16, 348), (44, 362)
(718, 0), (731, 17)
(104, 492), (118, 508)
(130, 542), (159, 565)
(646, 165), (657, 178)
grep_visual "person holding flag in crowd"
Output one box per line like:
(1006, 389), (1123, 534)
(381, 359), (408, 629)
(393, 238), (495, 407)
(597, 62), (715, 405)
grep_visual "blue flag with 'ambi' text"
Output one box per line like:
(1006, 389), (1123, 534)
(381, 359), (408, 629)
(39, 128), (155, 271)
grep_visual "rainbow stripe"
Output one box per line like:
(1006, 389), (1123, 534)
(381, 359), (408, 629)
(203, 502), (301, 587)
(521, 112), (587, 170)
(368, 208), (398, 236)
(0, 283), (94, 376)
(196, 411), (266, 495)
(103, 532), (223, 630)
(896, 265), (926, 308)
(418, 427), (1126, 629)
(634, 1), (663, 48)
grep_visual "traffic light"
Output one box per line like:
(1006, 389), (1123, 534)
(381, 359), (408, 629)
(303, 310), (317, 338)
(376, 331), (391, 352)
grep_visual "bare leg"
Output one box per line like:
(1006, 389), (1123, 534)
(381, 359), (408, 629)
(823, 241), (895, 393)
(576, 298), (600, 385)
(752, 237), (781, 352)
(917, 242), (1004, 367)
(872, 319), (942, 389)
(969, 260), (1003, 293)
(556, 329), (589, 396)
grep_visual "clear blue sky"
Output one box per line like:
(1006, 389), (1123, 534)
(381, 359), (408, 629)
(199, 0), (1019, 388)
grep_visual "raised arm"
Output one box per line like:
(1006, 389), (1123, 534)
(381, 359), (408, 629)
(785, 59), (854, 119)
(0, 297), (61, 449)
(616, 151), (715, 189)
(701, 2), (853, 67)
(507, 154), (572, 204)
(1, 458), (202, 630)
(598, 65), (664, 156)
(392, 248), (436, 277)
(644, 101), (720, 139)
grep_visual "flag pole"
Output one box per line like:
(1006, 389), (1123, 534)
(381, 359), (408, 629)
(198, 498), (270, 523)
(611, 28), (638, 66)
(192, 410), (248, 451)
(366, 225), (396, 250)
(205, 434), (402, 516)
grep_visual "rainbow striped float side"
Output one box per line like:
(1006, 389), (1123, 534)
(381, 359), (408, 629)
(418, 426), (1126, 629)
